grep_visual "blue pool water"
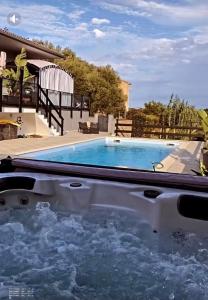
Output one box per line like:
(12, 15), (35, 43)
(23, 138), (176, 170)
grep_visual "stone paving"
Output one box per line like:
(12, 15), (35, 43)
(0, 131), (107, 158)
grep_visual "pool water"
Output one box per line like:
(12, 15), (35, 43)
(23, 139), (176, 170)
(0, 204), (207, 300)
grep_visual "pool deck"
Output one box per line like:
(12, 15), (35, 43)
(0, 133), (203, 175)
(0, 131), (107, 157)
(156, 140), (203, 174)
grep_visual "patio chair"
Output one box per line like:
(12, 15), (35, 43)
(78, 122), (90, 134)
(90, 122), (99, 134)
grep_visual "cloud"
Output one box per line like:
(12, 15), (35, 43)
(97, 0), (208, 25)
(1, 0), (208, 107)
(93, 29), (106, 38)
(68, 9), (85, 21)
(0, 1), (92, 46)
(181, 59), (191, 64)
(75, 22), (88, 31)
(91, 17), (110, 25)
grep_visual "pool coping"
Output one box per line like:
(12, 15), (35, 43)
(11, 137), (106, 157)
(155, 140), (203, 173)
(19, 136), (178, 156)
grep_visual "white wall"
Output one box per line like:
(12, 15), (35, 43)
(108, 115), (115, 135)
(0, 110), (115, 136)
(0, 112), (50, 136)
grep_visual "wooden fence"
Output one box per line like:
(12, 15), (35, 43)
(115, 119), (203, 140)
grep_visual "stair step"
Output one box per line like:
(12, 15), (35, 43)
(37, 111), (60, 136)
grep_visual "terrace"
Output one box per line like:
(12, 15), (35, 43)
(0, 29), (91, 136)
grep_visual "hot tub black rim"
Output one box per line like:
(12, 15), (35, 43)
(0, 157), (208, 193)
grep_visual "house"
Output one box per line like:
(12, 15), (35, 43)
(119, 79), (131, 112)
(0, 29), (91, 137)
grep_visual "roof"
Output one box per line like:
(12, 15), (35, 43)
(27, 59), (57, 69)
(0, 28), (64, 60)
(120, 78), (132, 85)
(120, 79), (132, 85)
(27, 59), (73, 78)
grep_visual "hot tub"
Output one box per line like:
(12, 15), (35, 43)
(0, 158), (208, 299)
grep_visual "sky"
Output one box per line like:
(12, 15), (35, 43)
(0, 0), (208, 108)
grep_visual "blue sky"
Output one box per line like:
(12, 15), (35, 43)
(1, 0), (208, 108)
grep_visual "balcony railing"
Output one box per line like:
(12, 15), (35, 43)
(0, 76), (90, 116)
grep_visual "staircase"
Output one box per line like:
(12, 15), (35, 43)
(37, 112), (59, 136)
(36, 84), (64, 136)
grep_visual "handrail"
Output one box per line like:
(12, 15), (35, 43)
(37, 84), (64, 135)
(38, 84), (64, 121)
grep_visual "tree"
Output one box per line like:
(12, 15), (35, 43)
(127, 108), (146, 121)
(127, 97), (199, 127)
(165, 95), (199, 126)
(33, 41), (126, 116)
(143, 101), (166, 116)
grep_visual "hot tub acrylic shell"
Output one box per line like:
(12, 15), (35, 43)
(0, 171), (208, 235)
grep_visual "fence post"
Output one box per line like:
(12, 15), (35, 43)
(164, 126), (166, 139)
(115, 119), (118, 136)
(0, 77), (2, 112)
(45, 89), (49, 118)
(61, 119), (64, 136)
(80, 96), (83, 118)
(59, 91), (62, 115)
(19, 69), (23, 113)
(48, 105), (51, 128)
(131, 119), (135, 137)
(36, 83), (39, 113)
(189, 128), (192, 141)
(70, 94), (73, 119)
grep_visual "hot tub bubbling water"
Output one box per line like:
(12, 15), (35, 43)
(0, 203), (207, 300)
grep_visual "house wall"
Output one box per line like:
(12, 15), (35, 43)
(0, 112), (50, 136)
(0, 109), (114, 136)
(60, 110), (98, 132)
(108, 115), (116, 135)
(119, 80), (131, 112)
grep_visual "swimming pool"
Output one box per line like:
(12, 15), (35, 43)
(22, 138), (177, 170)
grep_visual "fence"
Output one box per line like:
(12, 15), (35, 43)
(115, 119), (203, 140)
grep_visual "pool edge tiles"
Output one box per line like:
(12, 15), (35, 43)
(105, 137), (180, 147)
(18, 138), (104, 158)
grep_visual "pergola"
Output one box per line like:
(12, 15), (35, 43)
(27, 59), (74, 109)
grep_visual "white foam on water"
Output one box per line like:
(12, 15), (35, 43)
(0, 206), (207, 299)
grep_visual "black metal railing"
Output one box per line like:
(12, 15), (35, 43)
(0, 76), (37, 110)
(37, 84), (64, 136)
(0, 76), (90, 113)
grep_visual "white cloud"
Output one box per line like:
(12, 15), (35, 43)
(93, 29), (106, 38)
(68, 9), (85, 21)
(98, 0), (208, 25)
(75, 22), (88, 31)
(91, 18), (110, 25)
(1, 0), (208, 106)
(0, 1), (92, 46)
(182, 59), (191, 64)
